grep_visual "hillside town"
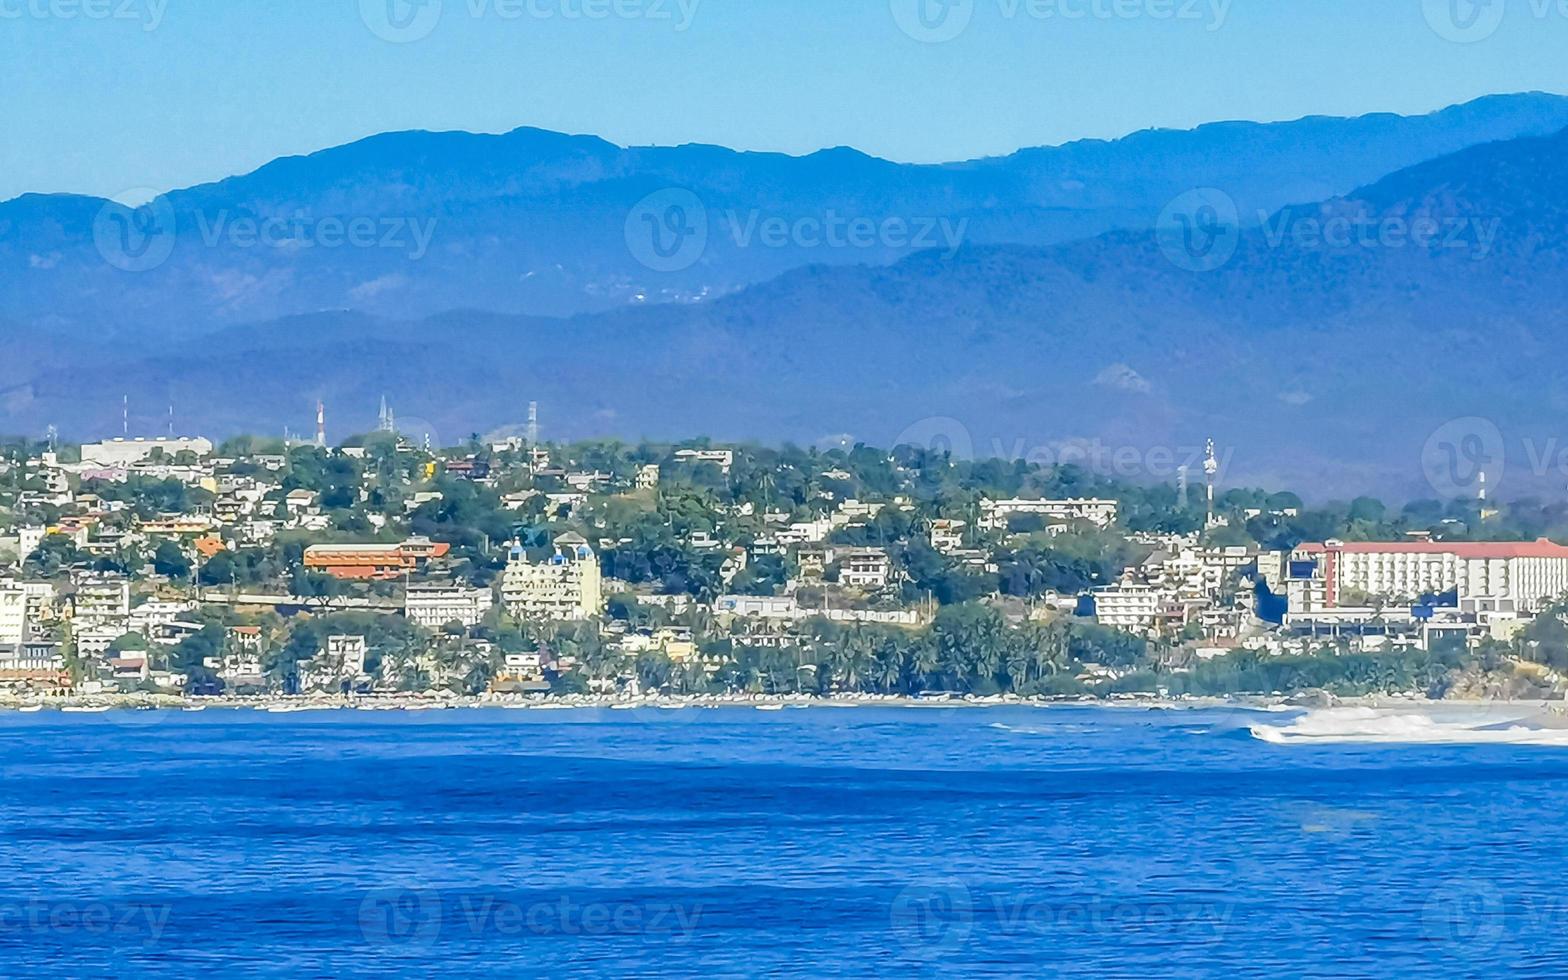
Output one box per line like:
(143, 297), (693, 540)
(4, 417), (1568, 705)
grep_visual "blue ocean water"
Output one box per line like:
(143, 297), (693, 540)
(0, 704), (1560, 977)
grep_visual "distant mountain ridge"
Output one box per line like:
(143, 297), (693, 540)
(10, 120), (1568, 500)
(3, 92), (1568, 338)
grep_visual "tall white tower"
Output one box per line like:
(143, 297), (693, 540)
(315, 400), (327, 448)
(1203, 439), (1219, 527)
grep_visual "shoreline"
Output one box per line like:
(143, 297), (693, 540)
(0, 691), (1563, 714)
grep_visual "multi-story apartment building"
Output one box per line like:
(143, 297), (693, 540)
(1090, 581), (1163, 634)
(71, 575), (131, 625)
(839, 547), (893, 589)
(405, 584), (495, 629)
(0, 589), (28, 646)
(500, 533), (604, 621)
(1284, 539), (1568, 613)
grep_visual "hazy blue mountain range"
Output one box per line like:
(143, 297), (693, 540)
(8, 114), (1568, 499)
(3, 92), (1568, 337)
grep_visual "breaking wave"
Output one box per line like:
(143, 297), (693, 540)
(1250, 706), (1568, 746)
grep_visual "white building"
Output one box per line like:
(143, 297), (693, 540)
(1285, 539), (1568, 614)
(673, 449), (733, 474)
(71, 576), (131, 625)
(500, 533), (604, 621)
(405, 584), (495, 629)
(979, 498), (1119, 531)
(929, 519), (967, 553)
(80, 437), (214, 467)
(713, 595), (801, 620)
(0, 589), (28, 646)
(839, 548), (893, 589)
(1090, 582), (1163, 633)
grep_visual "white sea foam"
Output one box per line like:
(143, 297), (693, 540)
(1250, 706), (1568, 746)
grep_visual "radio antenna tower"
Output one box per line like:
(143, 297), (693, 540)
(527, 402), (539, 447)
(1203, 439), (1219, 527)
(315, 401), (327, 448)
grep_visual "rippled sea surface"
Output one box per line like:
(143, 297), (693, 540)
(0, 704), (1561, 977)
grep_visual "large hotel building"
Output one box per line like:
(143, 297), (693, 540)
(1282, 539), (1568, 613)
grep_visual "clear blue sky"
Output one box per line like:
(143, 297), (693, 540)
(3, 0), (1567, 201)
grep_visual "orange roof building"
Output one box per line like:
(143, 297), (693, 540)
(303, 538), (451, 580)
